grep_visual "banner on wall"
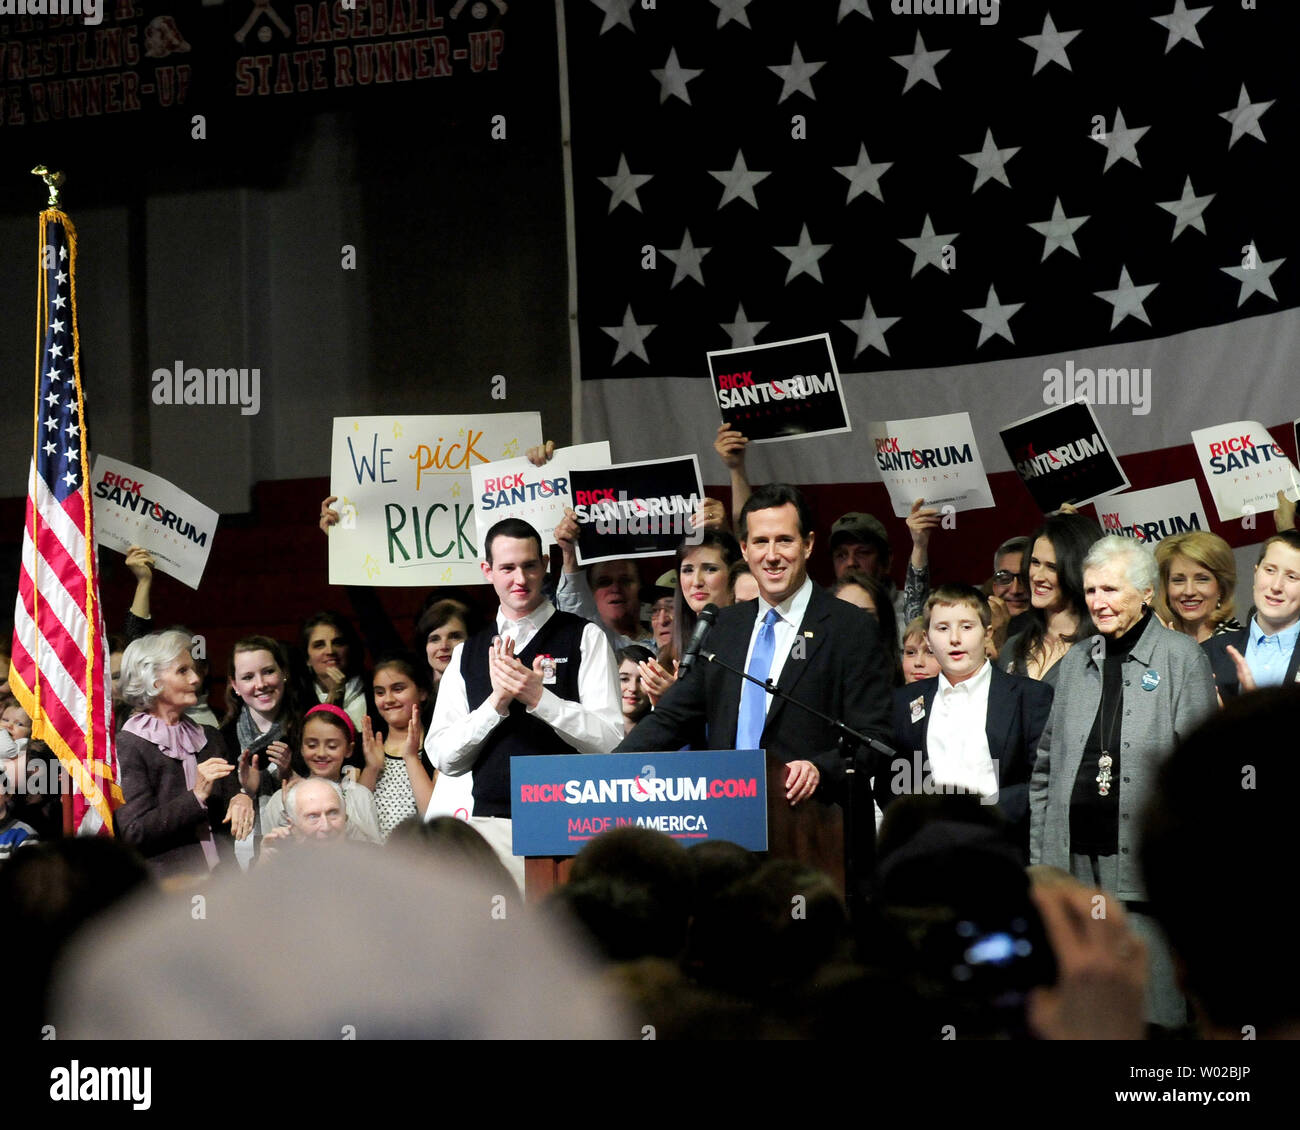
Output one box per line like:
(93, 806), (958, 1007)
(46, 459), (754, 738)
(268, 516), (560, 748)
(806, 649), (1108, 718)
(328, 412), (542, 587)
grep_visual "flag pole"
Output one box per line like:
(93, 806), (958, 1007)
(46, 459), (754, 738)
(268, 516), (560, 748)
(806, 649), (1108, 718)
(30, 167), (77, 838)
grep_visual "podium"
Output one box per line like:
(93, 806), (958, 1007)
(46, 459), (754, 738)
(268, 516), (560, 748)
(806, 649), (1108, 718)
(522, 751), (843, 903)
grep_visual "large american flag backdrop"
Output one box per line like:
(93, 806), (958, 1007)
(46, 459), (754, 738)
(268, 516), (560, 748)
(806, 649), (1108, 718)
(563, 0), (1297, 573)
(10, 210), (121, 836)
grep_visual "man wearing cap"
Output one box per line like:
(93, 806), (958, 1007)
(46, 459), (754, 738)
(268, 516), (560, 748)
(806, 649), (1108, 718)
(830, 511), (907, 644)
(648, 570), (677, 652)
(428, 517), (624, 888)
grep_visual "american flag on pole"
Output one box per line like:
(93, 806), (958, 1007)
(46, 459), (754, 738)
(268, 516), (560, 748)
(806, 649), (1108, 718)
(10, 208), (121, 837)
(562, 1), (1298, 550)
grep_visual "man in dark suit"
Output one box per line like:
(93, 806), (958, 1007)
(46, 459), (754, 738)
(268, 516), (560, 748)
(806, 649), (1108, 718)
(875, 584), (1053, 858)
(616, 483), (894, 865)
(1203, 531), (1300, 699)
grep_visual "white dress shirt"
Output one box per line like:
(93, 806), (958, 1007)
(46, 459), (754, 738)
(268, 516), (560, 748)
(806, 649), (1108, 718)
(741, 576), (815, 725)
(426, 599), (624, 776)
(925, 659), (998, 799)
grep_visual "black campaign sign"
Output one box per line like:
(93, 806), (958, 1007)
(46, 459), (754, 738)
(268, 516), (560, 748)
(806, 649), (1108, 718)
(999, 400), (1129, 512)
(707, 333), (850, 444)
(569, 456), (703, 564)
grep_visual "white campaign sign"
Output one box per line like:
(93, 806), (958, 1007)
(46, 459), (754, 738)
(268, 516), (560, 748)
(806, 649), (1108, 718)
(91, 455), (219, 590)
(1190, 420), (1300, 521)
(865, 411), (995, 517)
(328, 413), (543, 587)
(1095, 480), (1207, 544)
(470, 441), (612, 554)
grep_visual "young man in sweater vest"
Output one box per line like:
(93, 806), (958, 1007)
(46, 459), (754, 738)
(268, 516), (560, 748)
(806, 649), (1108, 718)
(426, 518), (623, 888)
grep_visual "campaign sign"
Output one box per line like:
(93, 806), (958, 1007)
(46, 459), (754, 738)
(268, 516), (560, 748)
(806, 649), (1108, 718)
(1191, 420), (1300, 521)
(511, 749), (768, 856)
(999, 399), (1129, 512)
(866, 412), (995, 518)
(1096, 480), (1206, 544)
(470, 441), (612, 555)
(707, 333), (851, 444)
(328, 413), (543, 587)
(569, 455), (704, 565)
(91, 456), (219, 590)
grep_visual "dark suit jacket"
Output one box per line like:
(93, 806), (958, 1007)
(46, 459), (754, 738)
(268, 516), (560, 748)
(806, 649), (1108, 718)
(1202, 624), (1300, 699)
(615, 583), (894, 798)
(876, 664), (1054, 854)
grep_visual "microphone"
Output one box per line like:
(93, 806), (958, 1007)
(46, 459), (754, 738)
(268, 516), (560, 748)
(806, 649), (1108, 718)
(678, 603), (719, 676)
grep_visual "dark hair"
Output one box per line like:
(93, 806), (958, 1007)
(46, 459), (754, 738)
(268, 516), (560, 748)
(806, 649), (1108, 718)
(832, 570), (901, 685)
(616, 644), (655, 667)
(371, 651), (434, 730)
(1007, 513), (1101, 672)
(992, 536), (1030, 572)
(299, 611), (365, 682)
(222, 635), (297, 727)
(288, 706), (356, 779)
(1256, 529), (1300, 564)
(923, 583), (992, 630)
(412, 598), (479, 657)
(484, 518), (543, 565)
(671, 530), (742, 660)
(1141, 688), (1300, 1034)
(738, 483), (815, 542)
(387, 816), (521, 908)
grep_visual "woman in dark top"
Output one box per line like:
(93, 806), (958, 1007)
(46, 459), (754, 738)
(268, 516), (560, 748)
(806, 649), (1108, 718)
(999, 512), (1101, 690)
(116, 630), (256, 884)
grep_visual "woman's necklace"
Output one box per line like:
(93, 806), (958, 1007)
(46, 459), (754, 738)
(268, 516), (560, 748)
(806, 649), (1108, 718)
(1097, 668), (1124, 797)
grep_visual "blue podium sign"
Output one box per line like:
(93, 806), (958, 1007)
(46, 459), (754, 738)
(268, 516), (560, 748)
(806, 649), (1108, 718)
(511, 749), (768, 856)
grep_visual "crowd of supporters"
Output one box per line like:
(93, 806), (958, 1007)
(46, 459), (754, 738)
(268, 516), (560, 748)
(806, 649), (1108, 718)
(2, 427), (1298, 1041)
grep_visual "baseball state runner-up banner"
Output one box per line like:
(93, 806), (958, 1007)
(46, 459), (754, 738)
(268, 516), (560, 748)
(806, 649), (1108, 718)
(329, 413), (543, 587)
(511, 750), (769, 856)
(90, 455), (219, 590)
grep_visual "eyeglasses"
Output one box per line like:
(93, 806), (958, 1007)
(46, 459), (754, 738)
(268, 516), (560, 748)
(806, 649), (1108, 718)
(649, 605), (673, 620)
(992, 570), (1018, 585)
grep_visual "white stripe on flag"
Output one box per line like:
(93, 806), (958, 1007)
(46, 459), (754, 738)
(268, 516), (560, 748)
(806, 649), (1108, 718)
(13, 588), (89, 724)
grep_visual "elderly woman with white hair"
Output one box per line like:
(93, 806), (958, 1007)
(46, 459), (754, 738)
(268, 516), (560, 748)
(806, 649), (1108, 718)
(1029, 535), (1217, 1030)
(116, 630), (257, 883)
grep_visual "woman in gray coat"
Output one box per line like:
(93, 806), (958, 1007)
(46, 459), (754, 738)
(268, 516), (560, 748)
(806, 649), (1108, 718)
(1029, 535), (1217, 1029)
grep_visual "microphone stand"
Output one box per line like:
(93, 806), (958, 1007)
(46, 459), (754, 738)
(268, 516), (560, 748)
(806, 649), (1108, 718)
(700, 648), (895, 919)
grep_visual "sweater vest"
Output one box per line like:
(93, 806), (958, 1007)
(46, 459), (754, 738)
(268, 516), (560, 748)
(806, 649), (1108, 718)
(461, 610), (586, 817)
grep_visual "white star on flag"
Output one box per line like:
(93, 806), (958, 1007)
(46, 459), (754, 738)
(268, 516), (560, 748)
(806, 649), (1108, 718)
(1220, 84), (1273, 148)
(1156, 177), (1214, 240)
(834, 144), (892, 204)
(661, 229), (711, 287)
(1027, 198), (1089, 261)
(768, 43), (825, 103)
(651, 49), (702, 105)
(721, 303), (768, 348)
(891, 32), (948, 93)
(898, 215), (958, 277)
(1220, 243), (1284, 307)
(709, 0), (753, 30)
(1020, 13), (1080, 74)
(709, 150), (770, 210)
(589, 0), (635, 35)
(601, 305), (656, 364)
(1152, 1), (1211, 53)
(1094, 108), (1149, 172)
(964, 285), (1024, 348)
(1094, 266), (1159, 330)
(960, 129), (1020, 192)
(774, 224), (831, 284)
(841, 297), (900, 358)
(598, 154), (653, 213)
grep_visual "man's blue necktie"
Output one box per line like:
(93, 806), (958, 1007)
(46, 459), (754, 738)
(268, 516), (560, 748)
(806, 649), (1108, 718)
(737, 608), (780, 749)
